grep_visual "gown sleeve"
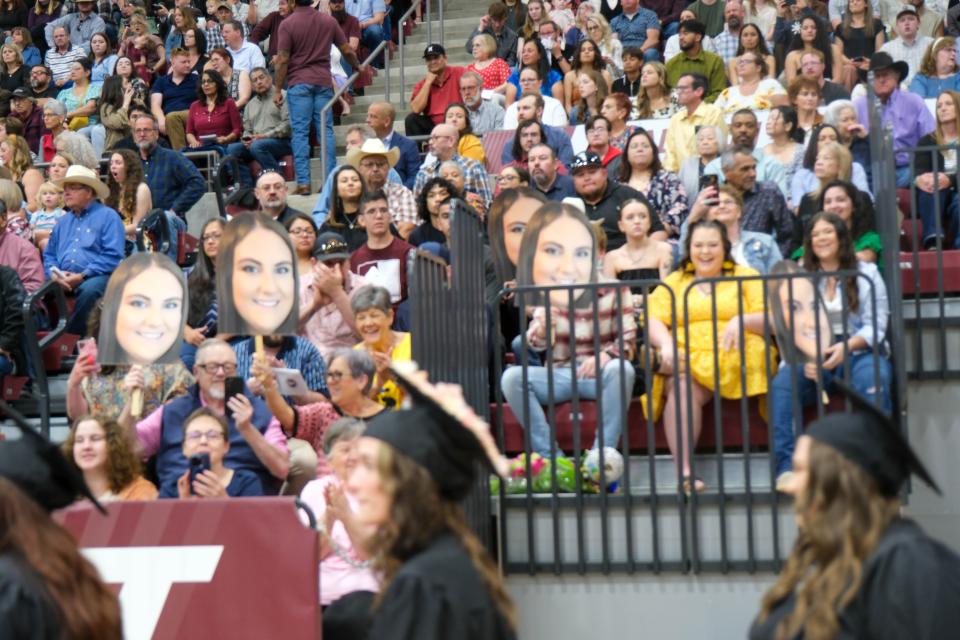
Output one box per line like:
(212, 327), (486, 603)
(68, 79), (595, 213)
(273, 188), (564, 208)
(0, 556), (62, 640)
(368, 573), (449, 640)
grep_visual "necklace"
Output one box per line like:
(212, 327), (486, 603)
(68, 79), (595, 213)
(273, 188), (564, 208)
(624, 244), (649, 263)
(317, 521), (373, 569)
(343, 210), (358, 229)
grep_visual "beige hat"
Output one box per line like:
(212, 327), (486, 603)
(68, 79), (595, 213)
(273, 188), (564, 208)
(345, 138), (400, 170)
(57, 165), (110, 200)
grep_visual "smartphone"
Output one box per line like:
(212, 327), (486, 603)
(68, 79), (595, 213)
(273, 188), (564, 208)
(76, 338), (102, 374)
(224, 376), (244, 404)
(699, 174), (719, 205)
(273, 368), (309, 397)
(188, 453), (211, 495)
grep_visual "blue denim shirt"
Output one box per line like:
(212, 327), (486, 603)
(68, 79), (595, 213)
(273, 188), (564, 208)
(610, 9), (660, 49)
(737, 230), (782, 275)
(822, 260), (889, 354)
(42, 200), (125, 278)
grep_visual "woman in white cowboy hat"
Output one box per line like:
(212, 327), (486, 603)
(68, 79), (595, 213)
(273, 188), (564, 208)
(46, 164), (126, 336)
(344, 138), (418, 239)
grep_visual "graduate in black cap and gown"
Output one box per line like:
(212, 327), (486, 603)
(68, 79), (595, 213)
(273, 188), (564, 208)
(0, 403), (122, 639)
(343, 363), (516, 640)
(749, 380), (960, 640)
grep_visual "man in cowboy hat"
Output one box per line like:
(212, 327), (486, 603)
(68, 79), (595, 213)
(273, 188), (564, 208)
(347, 138), (419, 239)
(854, 51), (935, 188)
(42, 165), (125, 336)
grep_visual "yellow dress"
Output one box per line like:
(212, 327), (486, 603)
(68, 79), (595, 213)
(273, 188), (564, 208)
(644, 263), (775, 418)
(457, 134), (486, 165)
(354, 332), (412, 409)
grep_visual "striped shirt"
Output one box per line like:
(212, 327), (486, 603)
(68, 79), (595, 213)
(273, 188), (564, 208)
(44, 45), (87, 83)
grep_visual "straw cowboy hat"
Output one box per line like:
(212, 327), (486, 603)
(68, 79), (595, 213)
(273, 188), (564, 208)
(345, 138), (400, 169)
(56, 165), (110, 200)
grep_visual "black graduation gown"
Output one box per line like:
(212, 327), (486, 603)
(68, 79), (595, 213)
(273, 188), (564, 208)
(749, 518), (960, 640)
(368, 533), (516, 640)
(0, 552), (62, 640)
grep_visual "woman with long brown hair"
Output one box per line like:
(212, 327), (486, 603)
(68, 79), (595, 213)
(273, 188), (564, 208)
(106, 148), (152, 238)
(635, 61), (676, 120)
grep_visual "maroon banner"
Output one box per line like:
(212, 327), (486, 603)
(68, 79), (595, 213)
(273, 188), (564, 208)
(56, 498), (319, 640)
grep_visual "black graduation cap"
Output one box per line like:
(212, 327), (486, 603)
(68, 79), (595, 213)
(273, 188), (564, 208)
(364, 365), (497, 501)
(806, 379), (939, 497)
(0, 400), (106, 514)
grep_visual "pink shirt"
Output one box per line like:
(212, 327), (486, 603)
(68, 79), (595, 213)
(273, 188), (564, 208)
(292, 400), (340, 477)
(299, 271), (367, 362)
(0, 228), (44, 292)
(299, 475), (379, 605)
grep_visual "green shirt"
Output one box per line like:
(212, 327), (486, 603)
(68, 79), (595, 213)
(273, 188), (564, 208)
(665, 49), (728, 103)
(791, 231), (884, 266)
(689, 0), (724, 37)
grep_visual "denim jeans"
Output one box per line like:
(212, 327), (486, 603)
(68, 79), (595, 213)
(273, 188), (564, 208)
(287, 83), (336, 187)
(895, 165), (912, 189)
(67, 274), (111, 336)
(225, 138), (294, 187)
(500, 359), (635, 456)
(662, 21), (680, 38)
(641, 47), (660, 62)
(769, 352), (892, 476)
(916, 188), (960, 248)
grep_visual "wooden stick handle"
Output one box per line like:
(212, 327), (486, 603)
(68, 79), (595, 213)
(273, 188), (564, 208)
(131, 388), (144, 418)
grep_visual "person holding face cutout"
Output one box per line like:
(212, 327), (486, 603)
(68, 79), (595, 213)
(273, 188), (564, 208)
(500, 202), (636, 458)
(216, 211), (299, 336)
(97, 253), (188, 367)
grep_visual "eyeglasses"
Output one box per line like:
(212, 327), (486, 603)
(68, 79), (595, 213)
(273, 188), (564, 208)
(288, 227), (316, 236)
(325, 370), (348, 381)
(201, 231), (222, 243)
(196, 362), (237, 374)
(185, 430), (225, 442)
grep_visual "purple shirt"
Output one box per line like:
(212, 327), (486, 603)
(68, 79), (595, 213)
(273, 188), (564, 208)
(854, 89), (935, 167)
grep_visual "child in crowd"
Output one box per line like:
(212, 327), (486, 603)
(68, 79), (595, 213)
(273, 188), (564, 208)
(30, 182), (65, 251)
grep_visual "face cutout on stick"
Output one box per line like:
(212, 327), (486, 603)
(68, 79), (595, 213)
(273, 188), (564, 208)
(97, 253), (187, 366)
(216, 212), (299, 336)
(768, 260), (832, 365)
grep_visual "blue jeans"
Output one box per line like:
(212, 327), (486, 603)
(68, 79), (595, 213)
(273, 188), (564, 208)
(0, 354), (13, 377)
(225, 138), (294, 187)
(916, 188), (960, 248)
(287, 83), (335, 187)
(769, 352), (892, 476)
(641, 47), (660, 62)
(67, 274), (110, 336)
(662, 21), (680, 38)
(361, 23), (388, 67)
(895, 165), (912, 188)
(500, 359), (635, 456)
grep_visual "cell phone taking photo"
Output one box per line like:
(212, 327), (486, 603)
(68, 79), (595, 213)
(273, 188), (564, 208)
(189, 453), (210, 495)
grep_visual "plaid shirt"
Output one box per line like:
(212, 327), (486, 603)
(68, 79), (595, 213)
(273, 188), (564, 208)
(741, 181), (794, 256)
(233, 335), (328, 399)
(384, 182), (418, 227)
(413, 154), (492, 210)
(710, 30), (739, 66)
(205, 14), (250, 54)
(140, 144), (207, 216)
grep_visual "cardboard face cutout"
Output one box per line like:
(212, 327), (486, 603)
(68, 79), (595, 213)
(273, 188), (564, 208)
(487, 190), (547, 287)
(97, 253), (188, 366)
(767, 261), (832, 366)
(216, 212), (299, 335)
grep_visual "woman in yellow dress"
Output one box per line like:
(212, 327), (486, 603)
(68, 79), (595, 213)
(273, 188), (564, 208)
(352, 285), (411, 409)
(646, 220), (773, 494)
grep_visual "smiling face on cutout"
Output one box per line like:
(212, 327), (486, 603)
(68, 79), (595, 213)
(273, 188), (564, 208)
(231, 227), (296, 335)
(115, 266), (184, 365)
(531, 213), (595, 307)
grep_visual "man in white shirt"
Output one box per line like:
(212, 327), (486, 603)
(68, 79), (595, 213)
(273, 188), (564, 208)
(880, 5), (935, 85)
(503, 68), (567, 128)
(222, 19), (265, 73)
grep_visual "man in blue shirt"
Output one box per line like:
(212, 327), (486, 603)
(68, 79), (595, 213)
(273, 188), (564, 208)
(149, 50), (198, 150)
(345, 0), (389, 68)
(528, 144), (575, 201)
(610, 0), (662, 62)
(134, 114), (206, 219)
(43, 166), (125, 336)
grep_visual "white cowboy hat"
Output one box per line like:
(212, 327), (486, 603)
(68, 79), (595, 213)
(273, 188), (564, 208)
(345, 138), (401, 170)
(56, 165), (110, 200)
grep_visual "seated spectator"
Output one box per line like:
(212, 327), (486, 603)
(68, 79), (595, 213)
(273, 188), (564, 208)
(610, 0), (661, 62)
(118, 14), (165, 85)
(601, 197), (673, 288)
(663, 9), (714, 62)
(823, 99), (872, 186)
(413, 123), (492, 208)
(504, 82), (568, 129)
(10, 27), (41, 68)
(497, 165), (530, 193)
(612, 47), (643, 112)
(506, 119), (549, 171)
(27, 66), (60, 109)
(572, 150), (666, 250)
(769, 213), (890, 489)
(286, 210), (319, 281)
(134, 338), (290, 494)
(795, 141), (861, 228)
(163, 5), (197, 58)
(600, 93), (635, 150)
(44, 26), (87, 87)
(9, 89), (44, 155)
(663, 72), (726, 172)
(635, 61), (679, 119)
(28, 182), (66, 255)
(518, 0), (547, 51)
(410, 177), (457, 247)
(646, 219), (770, 494)
(879, 5), (934, 87)
(505, 40), (564, 105)
(0, 135), (43, 209)
(762, 106), (807, 208)
(528, 143), (575, 201)
(149, 49), (199, 150)
(466, 32), (512, 104)
(584, 115), (621, 167)
(436, 160), (487, 217)
(221, 18), (263, 73)
(707, 184), (781, 273)
(235, 329), (328, 404)
(791, 124), (871, 210)
(914, 90), (960, 250)
(784, 15), (842, 86)
(114, 55), (150, 106)
(797, 49), (850, 105)
(44, 153), (72, 185)
(444, 103), (484, 165)
(584, 13), (623, 78)
(105, 149), (151, 240)
(97, 76), (134, 156)
(501, 94), (573, 165)
(55, 130), (99, 170)
(466, 3), (519, 68)
(0, 43), (30, 106)
(350, 192), (414, 307)
(253, 170), (304, 226)
(89, 32), (117, 83)
(181, 28), (208, 75)
(710, 0), (745, 67)
(206, 48), (252, 110)
(726, 23), (775, 84)
(185, 70), (241, 156)
(664, 20), (726, 104)
(319, 166), (368, 252)
(459, 70), (506, 135)
(833, 0), (884, 90)
(703, 108), (789, 197)
(164, 407), (265, 498)
(224, 68), (292, 188)
(107, 103), (158, 154)
(350, 284), (411, 409)
(133, 114), (206, 219)
(714, 51), (785, 114)
(364, 103), (420, 190)
(64, 415), (159, 501)
(0, 180), (30, 241)
(569, 68), (609, 124)
(405, 44), (467, 138)
(43, 165), (125, 335)
(788, 76), (825, 143)
(909, 37), (960, 99)
(616, 128), (689, 238)
(789, 179), (880, 263)
(0, 263), (25, 382)
(298, 417), (379, 607)
(346, 138), (417, 237)
(500, 202), (636, 457)
(182, 217), (223, 368)
(563, 39), (614, 115)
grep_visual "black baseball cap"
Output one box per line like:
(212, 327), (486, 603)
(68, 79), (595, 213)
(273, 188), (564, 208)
(571, 151), (603, 173)
(313, 232), (351, 262)
(423, 44), (446, 58)
(11, 87), (33, 100)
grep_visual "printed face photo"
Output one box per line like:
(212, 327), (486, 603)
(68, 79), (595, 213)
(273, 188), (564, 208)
(773, 272), (831, 364)
(531, 215), (594, 307)
(231, 226), (296, 335)
(115, 266), (184, 365)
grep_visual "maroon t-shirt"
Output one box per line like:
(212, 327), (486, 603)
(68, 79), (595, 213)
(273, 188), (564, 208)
(336, 14), (361, 43)
(350, 237), (414, 305)
(276, 6), (347, 88)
